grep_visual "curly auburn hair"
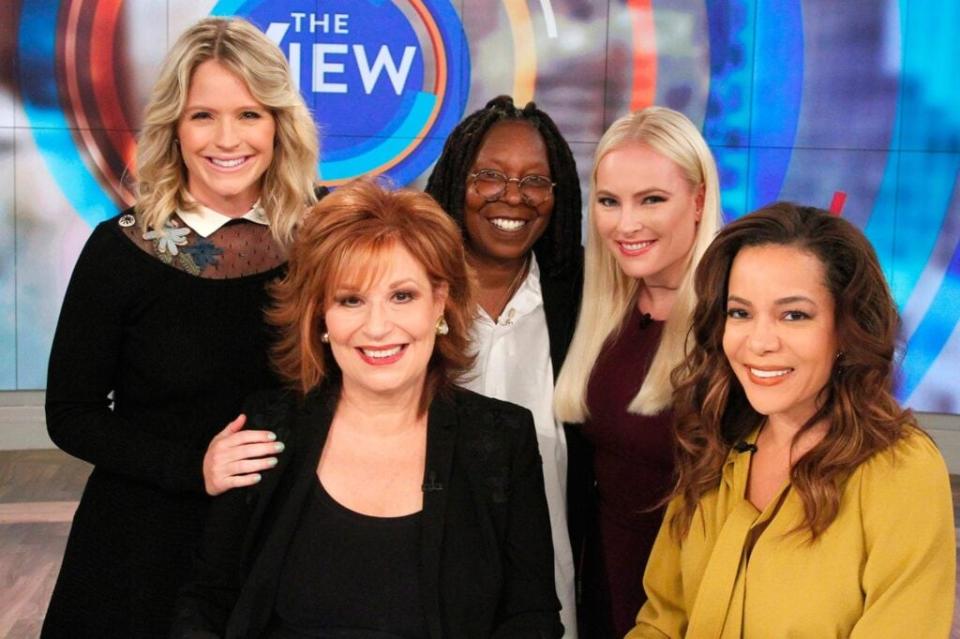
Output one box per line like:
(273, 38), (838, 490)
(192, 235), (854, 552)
(669, 202), (916, 540)
(268, 178), (475, 414)
(424, 95), (582, 279)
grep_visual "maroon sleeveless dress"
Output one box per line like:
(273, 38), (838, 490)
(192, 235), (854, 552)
(579, 306), (676, 637)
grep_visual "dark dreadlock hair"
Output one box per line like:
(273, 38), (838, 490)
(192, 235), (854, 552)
(425, 95), (582, 278)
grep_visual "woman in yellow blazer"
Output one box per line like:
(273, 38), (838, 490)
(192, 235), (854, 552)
(627, 202), (955, 639)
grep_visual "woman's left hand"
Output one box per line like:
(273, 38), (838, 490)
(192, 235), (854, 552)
(202, 414), (284, 496)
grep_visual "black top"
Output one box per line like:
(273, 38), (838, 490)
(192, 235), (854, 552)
(272, 481), (426, 638)
(172, 386), (564, 639)
(41, 213), (283, 638)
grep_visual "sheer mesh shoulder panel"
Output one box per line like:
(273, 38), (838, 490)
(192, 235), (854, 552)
(121, 214), (285, 279)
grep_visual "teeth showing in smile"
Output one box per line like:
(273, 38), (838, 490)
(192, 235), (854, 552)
(210, 157), (247, 168)
(621, 240), (655, 251)
(362, 346), (403, 359)
(750, 367), (792, 378)
(490, 218), (527, 232)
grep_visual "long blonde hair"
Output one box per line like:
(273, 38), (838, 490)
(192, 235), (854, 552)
(554, 106), (722, 421)
(135, 17), (318, 248)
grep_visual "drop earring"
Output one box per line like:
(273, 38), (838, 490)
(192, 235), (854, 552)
(435, 316), (449, 336)
(321, 332), (329, 344)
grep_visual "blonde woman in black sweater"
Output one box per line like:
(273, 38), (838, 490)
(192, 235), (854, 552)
(42, 18), (317, 637)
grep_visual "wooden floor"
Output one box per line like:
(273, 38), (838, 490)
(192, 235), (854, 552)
(0, 450), (91, 638)
(1, 450), (959, 638)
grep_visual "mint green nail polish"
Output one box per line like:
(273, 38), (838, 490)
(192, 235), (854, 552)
(275, 442), (285, 452)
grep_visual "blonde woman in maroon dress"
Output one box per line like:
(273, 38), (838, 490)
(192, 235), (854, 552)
(554, 106), (722, 637)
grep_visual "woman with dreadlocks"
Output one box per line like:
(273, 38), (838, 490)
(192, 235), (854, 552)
(425, 95), (583, 637)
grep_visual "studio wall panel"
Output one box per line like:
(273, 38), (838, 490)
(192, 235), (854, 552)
(0, 3), (16, 128)
(0, 127), (15, 389)
(2, 0), (957, 411)
(14, 127), (95, 389)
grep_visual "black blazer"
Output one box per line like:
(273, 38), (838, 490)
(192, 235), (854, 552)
(171, 386), (563, 639)
(538, 252), (583, 380)
(538, 252), (592, 572)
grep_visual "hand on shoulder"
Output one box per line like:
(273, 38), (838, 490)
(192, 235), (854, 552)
(203, 414), (284, 496)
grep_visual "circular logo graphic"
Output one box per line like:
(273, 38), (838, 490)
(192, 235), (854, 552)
(213, 0), (470, 186)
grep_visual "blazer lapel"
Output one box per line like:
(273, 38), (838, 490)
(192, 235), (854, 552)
(419, 391), (459, 639)
(228, 390), (336, 638)
(539, 256), (583, 377)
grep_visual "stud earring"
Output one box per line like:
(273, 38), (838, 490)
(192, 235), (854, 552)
(436, 316), (449, 336)
(320, 332), (329, 344)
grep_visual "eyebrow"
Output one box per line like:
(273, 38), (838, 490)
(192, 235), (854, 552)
(332, 277), (420, 292)
(387, 278), (420, 288)
(595, 187), (667, 197)
(726, 294), (817, 306)
(474, 165), (551, 176)
(182, 104), (266, 112)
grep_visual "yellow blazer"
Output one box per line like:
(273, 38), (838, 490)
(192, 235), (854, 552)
(627, 428), (955, 639)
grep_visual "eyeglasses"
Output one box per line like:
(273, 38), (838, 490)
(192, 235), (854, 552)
(468, 169), (556, 207)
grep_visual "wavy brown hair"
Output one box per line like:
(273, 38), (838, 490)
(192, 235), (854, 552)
(268, 178), (475, 414)
(670, 202), (916, 540)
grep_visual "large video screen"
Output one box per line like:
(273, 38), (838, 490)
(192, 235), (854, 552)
(2, 0), (958, 413)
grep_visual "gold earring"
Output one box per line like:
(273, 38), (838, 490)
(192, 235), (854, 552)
(435, 316), (449, 336)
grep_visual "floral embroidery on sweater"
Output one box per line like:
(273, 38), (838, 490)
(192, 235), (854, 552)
(143, 223), (191, 255)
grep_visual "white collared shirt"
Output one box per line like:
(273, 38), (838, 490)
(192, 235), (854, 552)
(463, 255), (577, 638)
(177, 200), (268, 237)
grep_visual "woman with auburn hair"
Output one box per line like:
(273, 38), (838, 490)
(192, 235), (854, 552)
(172, 178), (563, 639)
(553, 106), (722, 637)
(43, 17), (318, 637)
(628, 203), (955, 638)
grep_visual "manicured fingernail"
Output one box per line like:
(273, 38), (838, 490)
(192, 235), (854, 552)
(268, 457), (278, 466)
(266, 432), (277, 441)
(252, 473), (262, 483)
(274, 442), (285, 452)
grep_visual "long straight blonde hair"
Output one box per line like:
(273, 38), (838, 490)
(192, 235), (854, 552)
(135, 18), (318, 248)
(554, 106), (722, 421)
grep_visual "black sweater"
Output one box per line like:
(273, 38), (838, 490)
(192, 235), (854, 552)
(42, 215), (282, 638)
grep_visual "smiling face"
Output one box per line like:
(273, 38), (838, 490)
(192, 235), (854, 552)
(324, 244), (448, 402)
(463, 120), (553, 265)
(177, 59), (276, 216)
(722, 244), (839, 428)
(593, 143), (702, 287)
